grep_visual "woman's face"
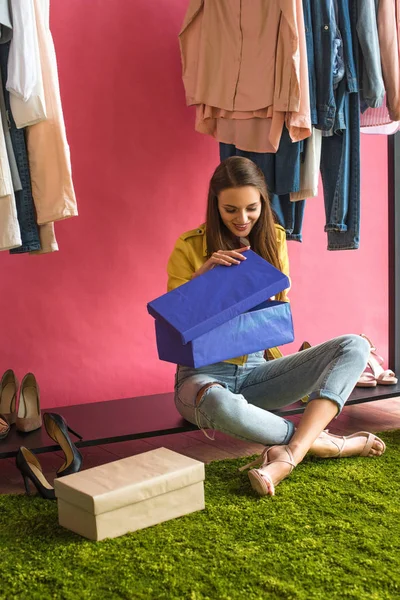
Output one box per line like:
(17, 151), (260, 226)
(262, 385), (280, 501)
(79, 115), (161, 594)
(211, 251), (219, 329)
(218, 186), (262, 238)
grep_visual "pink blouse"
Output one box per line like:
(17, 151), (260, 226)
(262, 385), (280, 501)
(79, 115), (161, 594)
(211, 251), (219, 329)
(179, 0), (311, 152)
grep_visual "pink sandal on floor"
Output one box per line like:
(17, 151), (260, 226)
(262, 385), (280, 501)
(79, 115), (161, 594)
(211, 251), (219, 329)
(356, 334), (398, 387)
(240, 446), (296, 497)
(356, 371), (377, 388)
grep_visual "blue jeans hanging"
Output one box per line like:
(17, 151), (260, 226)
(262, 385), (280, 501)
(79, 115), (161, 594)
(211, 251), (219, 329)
(219, 126), (305, 242)
(321, 87), (360, 251)
(319, 0), (361, 252)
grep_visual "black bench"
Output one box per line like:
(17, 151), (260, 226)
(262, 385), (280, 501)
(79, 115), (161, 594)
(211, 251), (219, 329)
(1, 384), (400, 459)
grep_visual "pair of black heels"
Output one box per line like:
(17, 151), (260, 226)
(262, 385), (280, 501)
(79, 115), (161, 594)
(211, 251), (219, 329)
(15, 413), (83, 500)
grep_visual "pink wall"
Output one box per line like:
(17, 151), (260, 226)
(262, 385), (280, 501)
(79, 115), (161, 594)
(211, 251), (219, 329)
(0, 1), (388, 409)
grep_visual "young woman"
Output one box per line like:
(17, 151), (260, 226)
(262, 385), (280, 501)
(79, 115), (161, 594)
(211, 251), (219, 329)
(167, 157), (385, 497)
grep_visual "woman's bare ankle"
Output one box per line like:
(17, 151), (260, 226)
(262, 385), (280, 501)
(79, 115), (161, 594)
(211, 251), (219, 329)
(286, 442), (308, 464)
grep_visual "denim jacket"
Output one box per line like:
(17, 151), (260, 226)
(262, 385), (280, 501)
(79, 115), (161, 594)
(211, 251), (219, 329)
(305, 0), (358, 131)
(356, 0), (385, 110)
(337, 0), (358, 93)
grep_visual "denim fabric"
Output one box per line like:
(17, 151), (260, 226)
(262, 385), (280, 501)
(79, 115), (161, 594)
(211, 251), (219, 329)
(174, 335), (370, 446)
(320, 0), (361, 251)
(0, 42), (41, 254)
(310, 0), (336, 130)
(322, 88), (361, 250)
(355, 0), (385, 110)
(302, 0), (317, 125)
(220, 125), (302, 196)
(310, 0), (358, 131)
(337, 0), (358, 93)
(269, 193), (305, 242)
(220, 130), (305, 242)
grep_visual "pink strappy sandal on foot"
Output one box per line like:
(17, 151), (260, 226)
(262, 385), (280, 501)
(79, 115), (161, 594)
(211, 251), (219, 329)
(244, 446), (296, 497)
(238, 447), (270, 473)
(356, 334), (398, 387)
(316, 431), (386, 457)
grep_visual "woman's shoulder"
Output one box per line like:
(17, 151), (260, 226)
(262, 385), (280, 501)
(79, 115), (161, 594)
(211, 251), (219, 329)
(274, 223), (286, 241)
(179, 223), (206, 241)
(172, 224), (206, 260)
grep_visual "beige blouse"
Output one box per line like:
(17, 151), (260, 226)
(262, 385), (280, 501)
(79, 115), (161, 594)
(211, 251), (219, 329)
(179, 0), (311, 152)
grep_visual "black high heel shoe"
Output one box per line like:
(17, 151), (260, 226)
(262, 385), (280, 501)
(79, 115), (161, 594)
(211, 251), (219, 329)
(43, 412), (83, 477)
(15, 447), (56, 500)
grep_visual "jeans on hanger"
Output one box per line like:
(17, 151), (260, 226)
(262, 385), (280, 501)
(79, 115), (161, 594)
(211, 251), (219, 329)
(313, 0), (360, 250)
(320, 85), (361, 251)
(0, 41), (40, 254)
(268, 193), (305, 242)
(220, 126), (305, 242)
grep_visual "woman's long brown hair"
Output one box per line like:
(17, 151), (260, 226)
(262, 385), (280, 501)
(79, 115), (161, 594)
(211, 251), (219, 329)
(206, 157), (283, 284)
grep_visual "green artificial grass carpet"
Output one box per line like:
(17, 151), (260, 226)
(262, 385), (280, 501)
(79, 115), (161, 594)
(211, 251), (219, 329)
(1, 431), (400, 600)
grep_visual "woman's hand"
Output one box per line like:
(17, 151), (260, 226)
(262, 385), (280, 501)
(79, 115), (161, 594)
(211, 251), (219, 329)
(192, 246), (250, 279)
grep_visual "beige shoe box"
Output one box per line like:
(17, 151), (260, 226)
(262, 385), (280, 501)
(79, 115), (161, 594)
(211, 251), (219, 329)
(53, 447), (205, 541)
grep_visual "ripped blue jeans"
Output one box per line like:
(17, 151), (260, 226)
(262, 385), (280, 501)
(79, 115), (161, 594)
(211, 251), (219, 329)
(174, 335), (370, 446)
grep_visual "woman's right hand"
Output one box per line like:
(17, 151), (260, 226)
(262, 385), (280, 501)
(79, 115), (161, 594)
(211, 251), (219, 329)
(192, 246), (250, 279)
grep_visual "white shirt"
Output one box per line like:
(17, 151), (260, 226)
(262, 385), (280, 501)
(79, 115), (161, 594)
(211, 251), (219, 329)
(7, 0), (47, 128)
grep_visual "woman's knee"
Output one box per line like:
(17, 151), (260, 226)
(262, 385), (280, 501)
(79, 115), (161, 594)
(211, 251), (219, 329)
(196, 382), (225, 406)
(198, 387), (248, 424)
(177, 375), (226, 405)
(340, 334), (370, 367)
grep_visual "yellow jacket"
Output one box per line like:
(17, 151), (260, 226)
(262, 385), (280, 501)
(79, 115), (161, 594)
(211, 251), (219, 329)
(167, 223), (290, 366)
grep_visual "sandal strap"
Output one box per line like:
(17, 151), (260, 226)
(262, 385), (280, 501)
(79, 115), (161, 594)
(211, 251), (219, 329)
(359, 433), (375, 457)
(360, 333), (376, 351)
(377, 369), (396, 379)
(380, 369), (396, 377)
(343, 431), (383, 457)
(357, 371), (376, 382)
(360, 334), (386, 365)
(260, 446), (296, 473)
(320, 431), (385, 458)
(329, 436), (345, 456)
(370, 350), (384, 365)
